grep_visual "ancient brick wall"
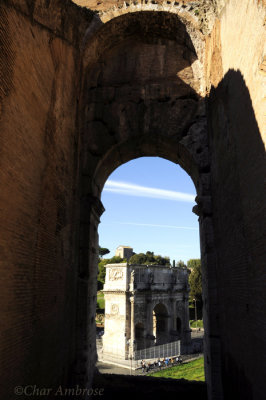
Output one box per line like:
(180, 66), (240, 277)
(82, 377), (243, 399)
(206, 1), (266, 399)
(0, 1), (92, 398)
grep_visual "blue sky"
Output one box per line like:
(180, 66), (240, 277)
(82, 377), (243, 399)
(99, 157), (200, 264)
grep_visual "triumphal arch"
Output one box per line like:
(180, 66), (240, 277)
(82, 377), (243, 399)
(102, 263), (191, 359)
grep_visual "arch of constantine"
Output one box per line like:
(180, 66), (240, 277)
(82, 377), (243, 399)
(102, 263), (191, 359)
(0, 1), (265, 399)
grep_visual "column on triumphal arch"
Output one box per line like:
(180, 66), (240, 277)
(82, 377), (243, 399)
(132, 296), (148, 351)
(144, 297), (156, 348)
(167, 297), (177, 337)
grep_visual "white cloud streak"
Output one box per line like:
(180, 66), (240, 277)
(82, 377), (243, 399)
(112, 221), (198, 230)
(104, 180), (195, 203)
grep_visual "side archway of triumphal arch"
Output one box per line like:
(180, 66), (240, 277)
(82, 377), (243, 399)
(76, 8), (222, 400)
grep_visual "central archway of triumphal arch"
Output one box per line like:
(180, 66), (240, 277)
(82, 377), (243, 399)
(77, 7), (220, 400)
(153, 303), (169, 345)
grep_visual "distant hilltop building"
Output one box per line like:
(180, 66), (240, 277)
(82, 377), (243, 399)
(115, 246), (134, 260)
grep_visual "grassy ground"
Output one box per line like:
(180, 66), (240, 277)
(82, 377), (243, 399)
(97, 291), (105, 310)
(148, 357), (205, 382)
(189, 319), (204, 329)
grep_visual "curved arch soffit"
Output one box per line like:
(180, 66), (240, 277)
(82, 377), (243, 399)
(81, 9), (208, 200)
(82, 9), (206, 79)
(153, 302), (169, 315)
(80, 0), (218, 40)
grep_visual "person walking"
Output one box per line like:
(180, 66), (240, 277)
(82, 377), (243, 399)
(142, 360), (146, 373)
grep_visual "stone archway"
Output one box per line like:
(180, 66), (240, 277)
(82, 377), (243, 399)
(77, 9), (218, 395)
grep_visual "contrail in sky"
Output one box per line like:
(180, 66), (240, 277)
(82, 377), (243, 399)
(112, 221), (198, 230)
(103, 180), (195, 203)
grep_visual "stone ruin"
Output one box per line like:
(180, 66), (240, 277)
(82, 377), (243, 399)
(0, 1), (265, 399)
(102, 263), (191, 359)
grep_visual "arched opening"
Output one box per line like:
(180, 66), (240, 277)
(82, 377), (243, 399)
(99, 157), (199, 262)
(80, 11), (207, 198)
(98, 156), (198, 364)
(79, 7), (217, 397)
(153, 303), (169, 345)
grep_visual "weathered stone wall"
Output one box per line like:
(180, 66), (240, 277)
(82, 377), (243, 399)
(73, 0), (224, 34)
(0, 1), (92, 398)
(80, 10), (208, 196)
(74, 0), (217, 11)
(206, 1), (266, 399)
(73, 0), (225, 19)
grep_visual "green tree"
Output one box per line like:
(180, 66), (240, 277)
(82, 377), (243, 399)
(188, 259), (202, 302)
(98, 246), (110, 258)
(129, 252), (148, 264)
(187, 259), (201, 270)
(176, 260), (186, 268)
(129, 251), (170, 266)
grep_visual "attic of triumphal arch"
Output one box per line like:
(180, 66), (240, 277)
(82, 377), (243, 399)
(0, 1), (265, 400)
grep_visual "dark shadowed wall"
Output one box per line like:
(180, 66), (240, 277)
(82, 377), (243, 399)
(206, 1), (265, 398)
(0, 1), (93, 398)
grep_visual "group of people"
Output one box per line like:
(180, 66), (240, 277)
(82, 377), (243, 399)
(140, 356), (183, 373)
